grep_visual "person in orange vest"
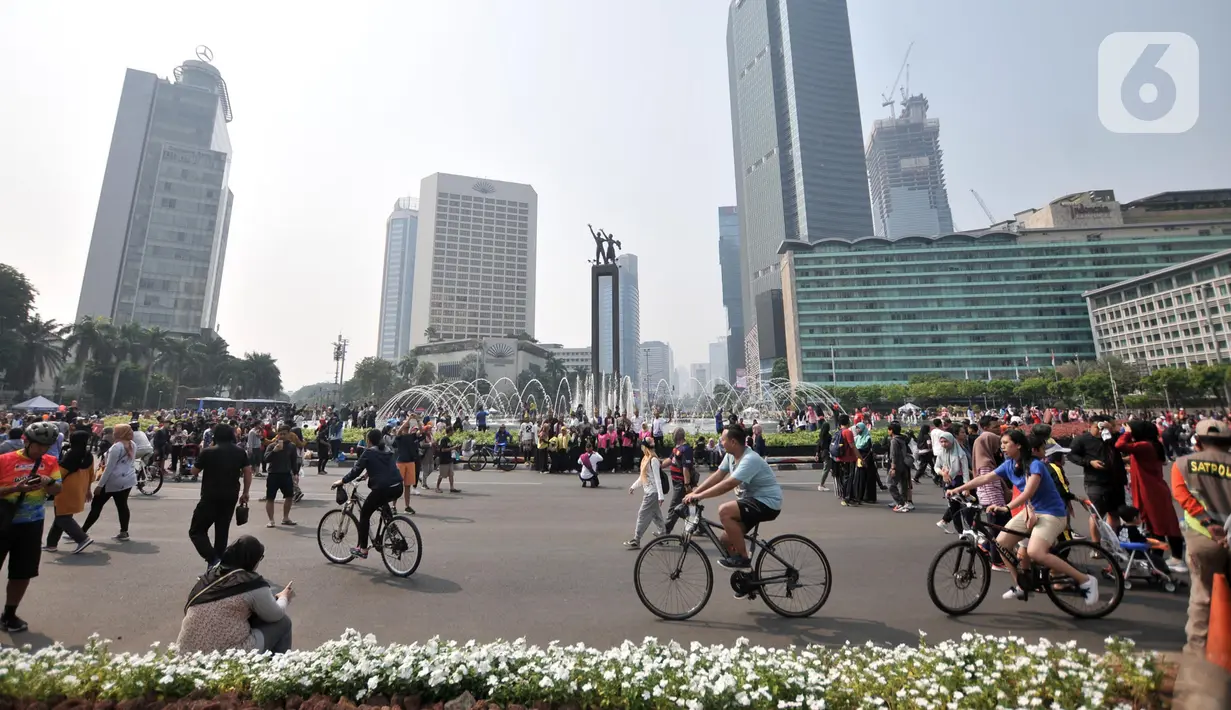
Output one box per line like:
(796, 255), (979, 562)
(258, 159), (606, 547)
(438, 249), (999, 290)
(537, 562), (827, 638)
(1171, 419), (1231, 655)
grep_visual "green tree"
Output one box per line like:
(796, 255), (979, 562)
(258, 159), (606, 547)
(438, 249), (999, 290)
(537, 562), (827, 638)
(65, 316), (110, 402)
(190, 333), (232, 395)
(232, 352), (283, 399)
(138, 327), (171, 408)
(1100, 356), (1141, 396)
(771, 357), (789, 380)
(101, 321), (144, 408)
(1189, 363), (1231, 405)
(156, 335), (198, 406)
(10, 316), (66, 392)
(543, 353), (568, 387)
(413, 361), (437, 386)
(987, 379), (1017, 402)
(1014, 377), (1051, 404)
(1075, 371), (1114, 406)
(349, 356), (396, 400)
(1141, 367), (1199, 408)
(516, 364), (546, 394)
(1046, 377), (1075, 404)
(423, 325), (441, 343)
(881, 383), (908, 405)
(395, 354), (419, 384)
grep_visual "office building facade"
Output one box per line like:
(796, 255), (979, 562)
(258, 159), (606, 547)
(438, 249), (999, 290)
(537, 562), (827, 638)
(689, 363), (710, 397)
(867, 95), (954, 239)
(409, 173), (537, 346)
(640, 340), (674, 398)
(77, 52), (235, 333)
(708, 337), (729, 387)
(727, 0), (873, 364)
(780, 189), (1231, 385)
(718, 206), (744, 382)
(377, 197), (420, 360)
(1085, 248), (1231, 369)
(597, 253), (640, 381)
(542, 344), (592, 373)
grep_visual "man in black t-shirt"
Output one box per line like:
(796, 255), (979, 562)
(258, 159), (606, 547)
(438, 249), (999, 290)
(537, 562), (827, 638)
(394, 418), (422, 508)
(435, 427), (458, 493)
(188, 424), (253, 568)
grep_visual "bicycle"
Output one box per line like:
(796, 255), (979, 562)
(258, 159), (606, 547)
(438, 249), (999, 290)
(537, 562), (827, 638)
(317, 482), (422, 577)
(466, 444), (517, 472)
(633, 502), (831, 620)
(135, 458), (163, 496)
(926, 495), (1124, 619)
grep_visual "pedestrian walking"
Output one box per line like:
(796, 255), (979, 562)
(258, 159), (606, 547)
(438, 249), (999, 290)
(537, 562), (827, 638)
(82, 423), (136, 541)
(187, 424), (253, 569)
(623, 438), (667, 549)
(262, 425), (298, 527)
(434, 426), (458, 493)
(43, 430), (94, 554)
(663, 428), (696, 534)
(0, 421), (63, 633)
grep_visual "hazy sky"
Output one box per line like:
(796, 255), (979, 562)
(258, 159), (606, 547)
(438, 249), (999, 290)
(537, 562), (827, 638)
(1, 1), (1227, 391)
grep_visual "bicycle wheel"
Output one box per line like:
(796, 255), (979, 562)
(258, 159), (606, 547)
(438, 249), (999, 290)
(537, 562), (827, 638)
(380, 515), (423, 577)
(496, 453), (516, 471)
(633, 535), (713, 620)
(1045, 539), (1124, 619)
(926, 540), (990, 616)
(466, 452), (489, 472)
(755, 534), (832, 618)
(317, 510), (359, 564)
(137, 466), (162, 496)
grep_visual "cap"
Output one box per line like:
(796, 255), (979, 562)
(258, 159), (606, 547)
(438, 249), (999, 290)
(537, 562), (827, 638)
(1196, 419), (1231, 441)
(1010, 416), (1023, 425)
(1045, 441), (1071, 457)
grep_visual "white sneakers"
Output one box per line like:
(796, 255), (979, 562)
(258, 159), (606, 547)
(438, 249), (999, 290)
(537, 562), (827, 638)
(1166, 557), (1189, 574)
(1079, 576), (1100, 606)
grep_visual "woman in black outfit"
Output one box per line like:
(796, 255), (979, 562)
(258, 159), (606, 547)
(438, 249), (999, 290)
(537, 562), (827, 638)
(332, 429), (404, 559)
(913, 423), (933, 483)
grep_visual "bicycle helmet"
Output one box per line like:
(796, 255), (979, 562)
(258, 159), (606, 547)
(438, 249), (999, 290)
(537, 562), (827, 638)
(24, 421), (60, 446)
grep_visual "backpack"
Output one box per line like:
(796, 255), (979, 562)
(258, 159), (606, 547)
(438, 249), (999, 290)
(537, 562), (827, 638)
(651, 457), (670, 495)
(829, 431), (848, 460)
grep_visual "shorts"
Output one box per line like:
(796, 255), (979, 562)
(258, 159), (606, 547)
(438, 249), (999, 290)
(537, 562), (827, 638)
(1004, 511), (1067, 547)
(737, 498), (781, 529)
(1086, 486), (1125, 518)
(249, 449), (263, 467)
(0, 520), (44, 580)
(397, 461), (417, 485)
(265, 472), (294, 500)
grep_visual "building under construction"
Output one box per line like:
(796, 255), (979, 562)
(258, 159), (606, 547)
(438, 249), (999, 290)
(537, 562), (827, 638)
(866, 94), (954, 239)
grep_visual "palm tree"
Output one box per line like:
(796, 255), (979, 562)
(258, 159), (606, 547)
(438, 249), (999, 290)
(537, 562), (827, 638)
(13, 317), (66, 390)
(65, 316), (108, 401)
(396, 354), (419, 384)
(236, 353), (282, 398)
(156, 336), (195, 406)
(139, 327), (171, 408)
(191, 332), (232, 394)
(101, 321), (145, 409)
(413, 361), (437, 386)
(424, 325), (440, 343)
(543, 353), (567, 386)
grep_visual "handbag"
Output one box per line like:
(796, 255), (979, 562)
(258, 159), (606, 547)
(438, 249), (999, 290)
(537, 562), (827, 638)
(0, 456), (40, 536)
(234, 502), (249, 526)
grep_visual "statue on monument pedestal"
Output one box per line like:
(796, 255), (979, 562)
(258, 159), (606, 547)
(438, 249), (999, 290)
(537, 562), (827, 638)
(587, 224), (622, 265)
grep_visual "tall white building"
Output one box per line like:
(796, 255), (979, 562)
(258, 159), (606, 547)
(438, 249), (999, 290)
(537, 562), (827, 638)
(541, 344), (592, 372)
(640, 340), (674, 398)
(597, 253), (640, 380)
(689, 363), (710, 397)
(708, 337), (728, 386)
(377, 197), (420, 360)
(409, 173), (537, 346)
(77, 50), (235, 333)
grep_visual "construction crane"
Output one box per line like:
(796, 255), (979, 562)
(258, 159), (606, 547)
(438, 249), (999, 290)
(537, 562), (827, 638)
(880, 41), (914, 117)
(970, 189), (996, 225)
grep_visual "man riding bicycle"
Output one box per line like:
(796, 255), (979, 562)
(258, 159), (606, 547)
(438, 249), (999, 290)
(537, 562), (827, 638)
(683, 423), (782, 570)
(494, 425), (511, 457)
(332, 429), (407, 560)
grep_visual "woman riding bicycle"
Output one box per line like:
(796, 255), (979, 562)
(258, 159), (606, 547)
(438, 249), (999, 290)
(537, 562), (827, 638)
(332, 429), (406, 559)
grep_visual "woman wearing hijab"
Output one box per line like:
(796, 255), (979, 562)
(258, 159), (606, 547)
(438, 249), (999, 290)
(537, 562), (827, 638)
(853, 421), (882, 504)
(841, 422), (870, 506)
(1116, 419), (1187, 573)
(623, 438), (666, 549)
(177, 536), (295, 653)
(933, 429), (971, 529)
(44, 430), (95, 554)
(82, 422), (137, 541)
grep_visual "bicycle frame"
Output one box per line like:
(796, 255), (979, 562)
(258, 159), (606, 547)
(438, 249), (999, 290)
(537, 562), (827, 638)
(677, 505), (796, 588)
(340, 483), (394, 548)
(954, 500), (1061, 597)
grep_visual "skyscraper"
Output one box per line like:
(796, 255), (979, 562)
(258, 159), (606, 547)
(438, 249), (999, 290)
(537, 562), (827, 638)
(597, 253), (640, 381)
(77, 50), (236, 333)
(708, 337), (728, 387)
(639, 341), (674, 400)
(867, 95), (954, 238)
(408, 173), (537, 346)
(377, 197), (420, 360)
(726, 0), (872, 363)
(718, 206), (743, 382)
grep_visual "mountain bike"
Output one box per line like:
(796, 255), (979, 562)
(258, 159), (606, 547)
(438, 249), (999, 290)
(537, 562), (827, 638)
(466, 444), (516, 472)
(317, 482), (422, 577)
(135, 457), (163, 496)
(926, 496), (1124, 619)
(633, 502), (831, 620)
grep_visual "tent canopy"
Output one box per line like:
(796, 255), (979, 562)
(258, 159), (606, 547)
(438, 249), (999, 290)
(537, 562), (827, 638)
(898, 403), (922, 412)
(12, 395), (61, 411)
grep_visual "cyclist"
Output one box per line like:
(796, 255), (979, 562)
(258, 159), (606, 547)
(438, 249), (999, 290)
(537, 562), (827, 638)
(682, 423), (782, 570)
(332, 428), (407, 559)
(494, 424), (511, 461)
(946, 429), (1099, 606)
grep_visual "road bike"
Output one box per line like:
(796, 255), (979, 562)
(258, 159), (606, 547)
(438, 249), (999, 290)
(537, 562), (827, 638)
(926, 496), (1124, 619)
(317, 482), (422, 577)
(135, 457), (163, 496)
(633, 502), (831, 620)
(466, 444), (517, 472)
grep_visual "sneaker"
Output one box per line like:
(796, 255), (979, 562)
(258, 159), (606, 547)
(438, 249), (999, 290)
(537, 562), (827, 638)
(349, 546), (369, 559)
(817, 485), (831, 492)
(113, 531), (130, 541)
(936, 521), (952, 533)
(42, 544), (58, 552)
(72, 539), (94, 555)
(840, 500), (850, 507)
(622, 539), (640, 549)
(1079, 576), (1100, 606)
(990, 562), (1010, 573)
(1, 614), (29, 633)
(411, 487), (421, 496)
(718, 554), (752, 570)
(904, 503), (916, 511)
(893, 505), (910, 513)
(890, 505), (903, 512)
(1166, 558), (1189, 574)
(1001, 586), (1027, 601)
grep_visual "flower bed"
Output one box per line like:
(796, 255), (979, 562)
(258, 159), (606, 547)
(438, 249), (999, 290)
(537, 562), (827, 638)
(0, 631), (1164, 709)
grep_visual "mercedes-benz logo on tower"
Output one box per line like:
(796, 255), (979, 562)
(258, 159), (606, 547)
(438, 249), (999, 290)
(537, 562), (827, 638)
(195, 45), (214, 63)
(472, 180), (496, 194)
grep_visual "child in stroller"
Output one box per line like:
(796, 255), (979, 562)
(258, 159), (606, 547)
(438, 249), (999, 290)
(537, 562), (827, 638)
(174, 436), (201, 482)
(1116, 504), (1182, 593)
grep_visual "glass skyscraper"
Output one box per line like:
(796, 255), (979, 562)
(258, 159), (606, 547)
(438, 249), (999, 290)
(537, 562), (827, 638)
(377, 198), (420, 360)
(727, 0), (873, 357)
(598, 253), (640, 381)
(77, 52), (235, 334)
(866, 95), (955, 239)
(718, 206), (743, 382)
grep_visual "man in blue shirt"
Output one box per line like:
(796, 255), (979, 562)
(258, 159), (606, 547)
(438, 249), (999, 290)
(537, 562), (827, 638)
(684, 423), (782, 569)
(476, 409), (488, 433)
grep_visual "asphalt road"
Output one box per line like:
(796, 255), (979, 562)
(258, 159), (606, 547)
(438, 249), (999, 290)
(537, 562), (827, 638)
(2, 461), (1187, 653)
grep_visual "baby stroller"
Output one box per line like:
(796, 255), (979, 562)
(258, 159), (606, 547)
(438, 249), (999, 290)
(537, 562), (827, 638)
(1083, 499), (1181, 593)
